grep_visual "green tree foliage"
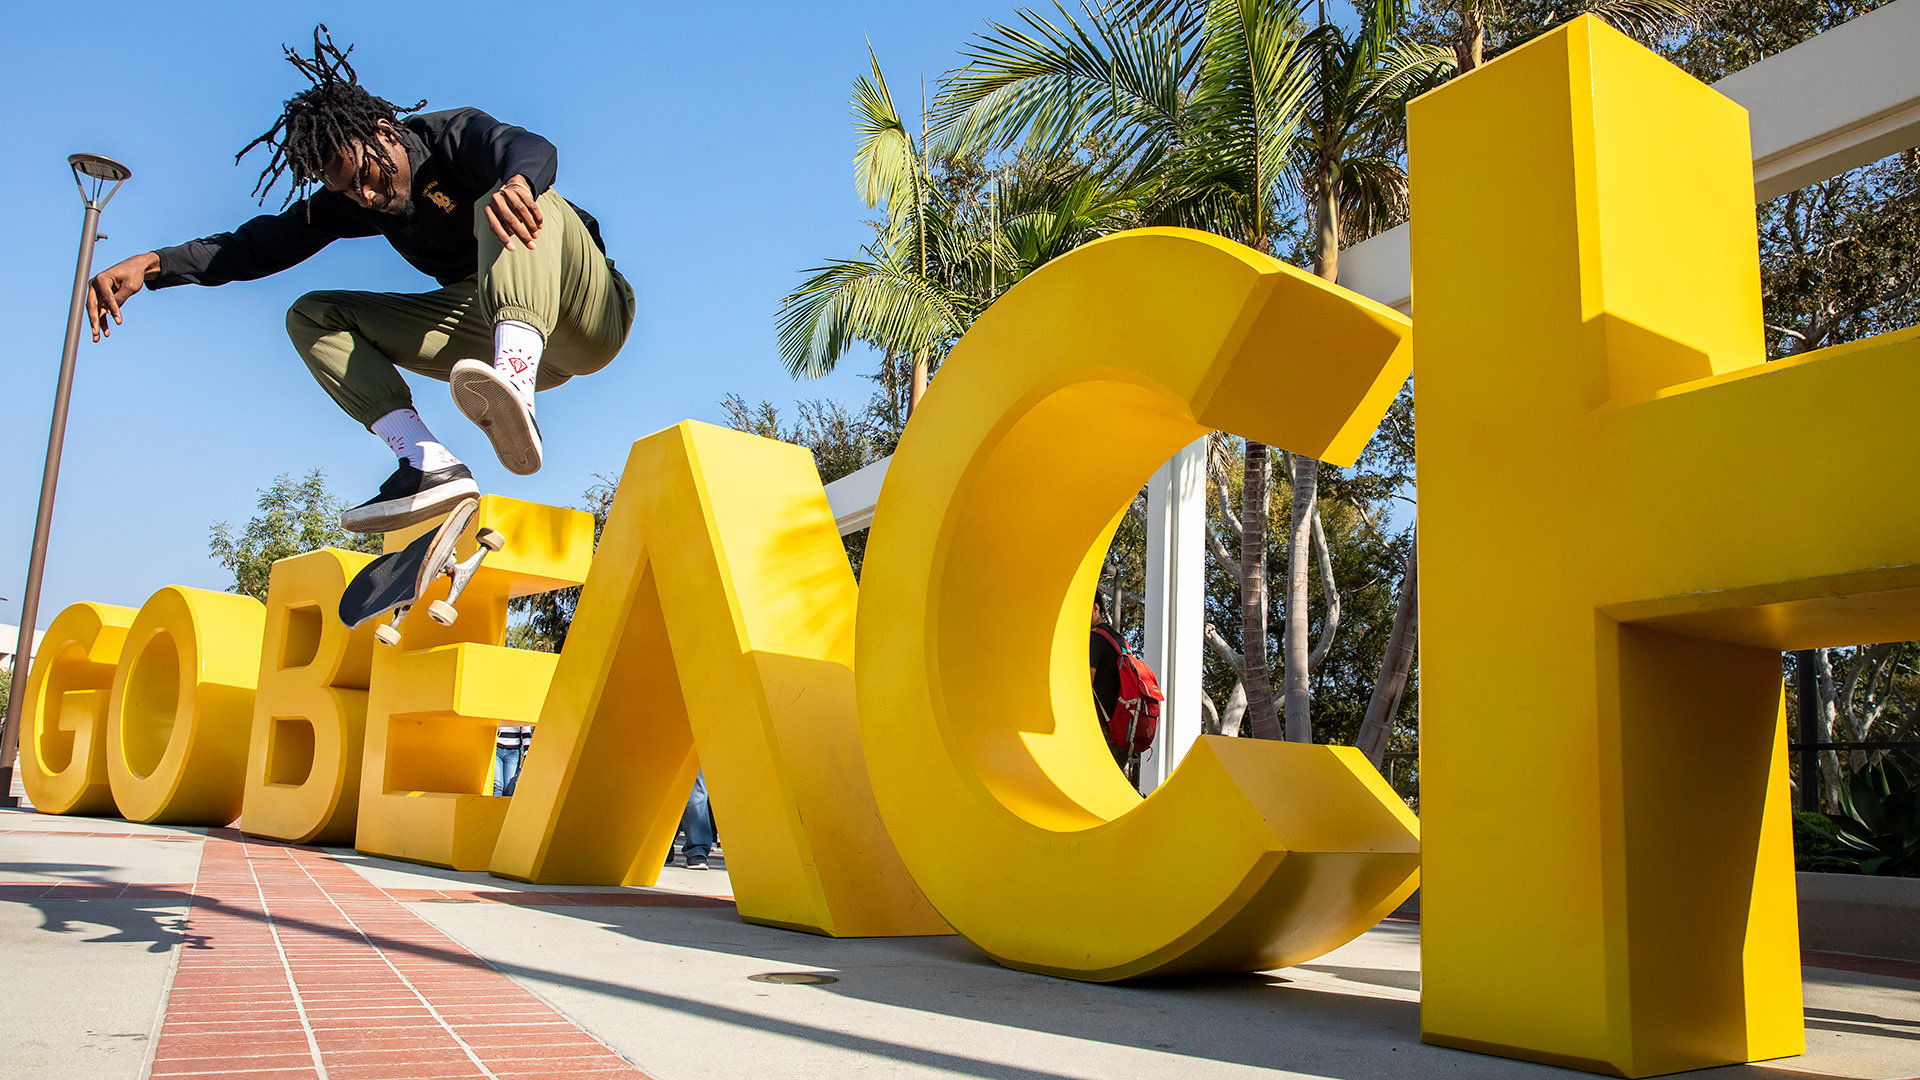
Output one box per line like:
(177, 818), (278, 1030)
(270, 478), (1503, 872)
(208, 470), (380, 601)
(778, 52), (1142, 405)
(1195, 411), (1420, 799)
(1752, 152), (1920, 358)
(1666, 0), (1920, 360)
(1663, 0), (1877, 80)
(773, 0), (1913, 808)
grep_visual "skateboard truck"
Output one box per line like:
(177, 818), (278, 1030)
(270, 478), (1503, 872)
(372, 526), (505, 647)
(338, 498), (508, 647)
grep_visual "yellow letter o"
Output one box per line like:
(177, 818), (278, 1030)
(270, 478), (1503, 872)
(106, 586), (264, 824)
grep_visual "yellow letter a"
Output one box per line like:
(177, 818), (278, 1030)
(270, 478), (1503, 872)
(491, 421), (946, 938)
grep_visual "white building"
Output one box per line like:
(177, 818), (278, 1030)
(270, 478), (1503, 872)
(0, 623), (44, 676)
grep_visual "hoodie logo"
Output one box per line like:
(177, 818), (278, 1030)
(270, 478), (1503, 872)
(423, 181), (456, 213)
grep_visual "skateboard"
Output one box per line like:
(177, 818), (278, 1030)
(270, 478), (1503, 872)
(337, 498), (504, 647)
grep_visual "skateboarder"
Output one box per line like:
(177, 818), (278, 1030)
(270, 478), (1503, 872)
(83, 27), (634, 532)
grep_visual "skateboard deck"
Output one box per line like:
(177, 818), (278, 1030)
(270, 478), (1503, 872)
(337, 499), (503, 645)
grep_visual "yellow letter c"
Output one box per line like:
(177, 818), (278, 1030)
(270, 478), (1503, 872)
(856, 227), (1421, 980)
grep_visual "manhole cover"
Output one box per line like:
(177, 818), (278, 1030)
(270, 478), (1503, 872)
(748, 972), (839, 985)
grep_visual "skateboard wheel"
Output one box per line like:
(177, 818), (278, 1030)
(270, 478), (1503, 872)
(476, 528), (504, 552)
(374, 624), (402, 647)
(427, 600), (459, 627)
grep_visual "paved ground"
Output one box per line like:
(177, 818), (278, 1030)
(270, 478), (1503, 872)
(3, 804), (1917, 1080)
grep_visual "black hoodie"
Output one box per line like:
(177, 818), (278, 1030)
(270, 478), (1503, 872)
(151, 107), (604, 290)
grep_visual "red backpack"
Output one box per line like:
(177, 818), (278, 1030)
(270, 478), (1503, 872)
(1092, 625), (1165, 754)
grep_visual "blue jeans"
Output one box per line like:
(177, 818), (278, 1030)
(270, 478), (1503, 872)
(494, 743), (526, 796)
(679, 771), (716, 859)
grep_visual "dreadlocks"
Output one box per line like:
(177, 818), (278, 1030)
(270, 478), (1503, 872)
(237, 25), (426, 206)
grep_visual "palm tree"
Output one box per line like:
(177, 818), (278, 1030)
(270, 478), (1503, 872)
(1267, 2), (1450, 741)
(778, 54), (965, 415)
(938, 0), (1317, 740)
(779, 52), (1139, 416)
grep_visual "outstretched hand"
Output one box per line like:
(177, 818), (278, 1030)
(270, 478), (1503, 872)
(486, 175), (545, 251)
(87, 252), (159, 342)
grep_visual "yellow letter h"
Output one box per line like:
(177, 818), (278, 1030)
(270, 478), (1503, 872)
(1413, 17), (1920, 1076)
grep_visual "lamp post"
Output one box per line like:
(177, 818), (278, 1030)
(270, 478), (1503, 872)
(0, 153), (131, 808)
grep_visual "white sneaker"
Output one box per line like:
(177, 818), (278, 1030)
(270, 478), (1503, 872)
(449, 359), (543, 475)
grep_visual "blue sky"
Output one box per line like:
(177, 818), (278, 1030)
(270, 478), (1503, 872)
(0, 1), (1033, 626)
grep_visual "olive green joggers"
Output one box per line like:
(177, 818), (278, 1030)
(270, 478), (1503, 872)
(286, 187), (635, 429)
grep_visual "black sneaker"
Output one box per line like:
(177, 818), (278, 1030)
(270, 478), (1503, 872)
(341, 461), (479, 534)
(684, 853), (710, 871)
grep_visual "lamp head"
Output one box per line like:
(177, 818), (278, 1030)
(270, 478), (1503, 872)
(69, 154), (131, 182)
(67, 153), (131, 211)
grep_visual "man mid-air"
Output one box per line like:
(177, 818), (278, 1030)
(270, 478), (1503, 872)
(86, 27), (634, 532)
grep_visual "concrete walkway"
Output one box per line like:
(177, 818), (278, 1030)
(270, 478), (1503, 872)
(3, 806), (1917, 1080)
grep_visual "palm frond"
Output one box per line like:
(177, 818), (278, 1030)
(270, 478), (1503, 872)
(934, 3), (1196, 170)
(1582, 0), (1710, 42)
(1356, 39), (1454, 103)
(1491, 0), (1713, 57)
(1333, 153), (1408, 239)
(1185, 0), (1315, 242)
(776, 256), (973, 380)
(853, 50), (919, 211)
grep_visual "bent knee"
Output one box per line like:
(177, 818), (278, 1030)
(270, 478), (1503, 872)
(286, 290), (342, 334)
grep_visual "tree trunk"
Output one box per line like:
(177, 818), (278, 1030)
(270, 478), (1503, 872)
(1203, 622), (1254, 739)
(1305, 504), (1340, 671)
(1357, 527), (1417, 767)
(1222, 680), (1249, 738)
(1283, 163), (1343, 743)
(1241, 442), (1282, 740)
(1282, 453), (1318, 742)
(1314, 161), (1342, 285)
(1454, 5), (1485, 74)
(909, 350), (929, 414)
(1814, 648), (1845, 812)
(882, 349), (904, 432)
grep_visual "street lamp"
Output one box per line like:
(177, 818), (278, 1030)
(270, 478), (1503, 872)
(0, 153), (130, 808)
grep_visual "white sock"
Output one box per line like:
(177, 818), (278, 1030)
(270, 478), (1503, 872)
(493, 320), (543, 416)
(370, 408), (460, 471)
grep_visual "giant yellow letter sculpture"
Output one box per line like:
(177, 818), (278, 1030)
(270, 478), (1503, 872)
(19, 602), (137, 816)
(238, 548), (378, 845)
(493, 421), (946, 938)
(104, 586), (265, 825)
(856, 227), (1421, 980)
(1409, 18), (1914, 1075)
(355, 497), (592, 870)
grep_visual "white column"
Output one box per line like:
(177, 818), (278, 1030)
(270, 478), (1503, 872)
(1138, 437), (1208, 794)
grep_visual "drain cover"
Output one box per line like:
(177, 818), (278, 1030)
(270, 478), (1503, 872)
(415, 897), (479, 904)
(748, 972), (839, 985)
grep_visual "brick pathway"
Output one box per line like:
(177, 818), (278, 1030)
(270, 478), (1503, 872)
(149, 830), (660, 1080)
(0, 826), (205, 840)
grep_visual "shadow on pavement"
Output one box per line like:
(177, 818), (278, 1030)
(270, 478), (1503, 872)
(6, 840), (1911, 1080)
(1, 862), (199, 953)
(1805, 1006), (1920, 1041)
